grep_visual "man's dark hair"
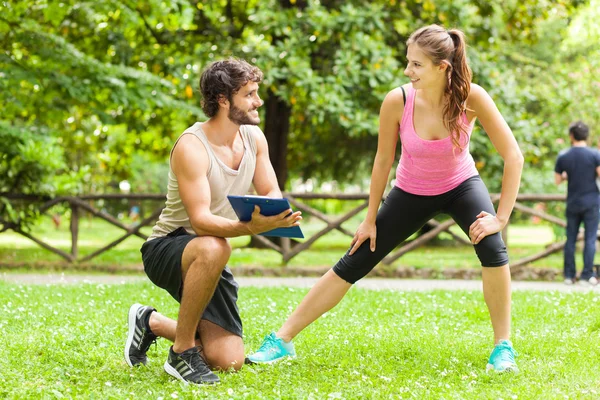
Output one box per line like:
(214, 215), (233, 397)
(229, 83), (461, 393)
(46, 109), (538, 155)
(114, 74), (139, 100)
(199, 58), (263, 118)
(569, 120), (589, 141)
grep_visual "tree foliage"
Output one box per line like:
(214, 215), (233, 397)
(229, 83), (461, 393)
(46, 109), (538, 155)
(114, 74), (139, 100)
(0, 0), (596, 215)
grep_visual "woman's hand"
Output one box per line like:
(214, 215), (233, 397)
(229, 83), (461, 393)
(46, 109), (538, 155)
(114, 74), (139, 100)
(349, 220), (377, 255)
(468, 211), (504, 244)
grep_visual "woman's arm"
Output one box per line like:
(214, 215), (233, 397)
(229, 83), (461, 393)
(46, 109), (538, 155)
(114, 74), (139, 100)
(349, 87), (405, 254)
(467, 83), (524, 244)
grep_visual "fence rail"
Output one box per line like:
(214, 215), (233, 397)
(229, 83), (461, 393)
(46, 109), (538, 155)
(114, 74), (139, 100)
(0, 192), (581, 267)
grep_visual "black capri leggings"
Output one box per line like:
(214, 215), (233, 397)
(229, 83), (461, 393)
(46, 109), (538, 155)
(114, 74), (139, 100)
(333, 175), (508, 284)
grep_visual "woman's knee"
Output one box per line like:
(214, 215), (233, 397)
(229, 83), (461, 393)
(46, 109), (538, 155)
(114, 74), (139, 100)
(475, 233), (508, 267)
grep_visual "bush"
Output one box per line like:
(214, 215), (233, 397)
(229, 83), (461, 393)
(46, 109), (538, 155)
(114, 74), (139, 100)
(0, 121), (84, 230)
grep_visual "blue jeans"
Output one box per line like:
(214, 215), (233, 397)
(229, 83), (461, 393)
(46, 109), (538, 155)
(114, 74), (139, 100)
(564, 207), (599, 280)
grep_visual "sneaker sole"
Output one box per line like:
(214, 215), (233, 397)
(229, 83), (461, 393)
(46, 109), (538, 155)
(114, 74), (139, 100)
(247, 354), (296, 364)
(163, 361), (219, 385)
(124, 303), (143, 367)
(486, 363), (519, 373)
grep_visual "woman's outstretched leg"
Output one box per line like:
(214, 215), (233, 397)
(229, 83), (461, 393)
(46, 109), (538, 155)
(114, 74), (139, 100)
(248, 269), (351, 363)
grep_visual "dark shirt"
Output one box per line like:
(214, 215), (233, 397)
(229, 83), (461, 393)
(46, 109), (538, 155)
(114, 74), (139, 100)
(555, 146), (600, 212)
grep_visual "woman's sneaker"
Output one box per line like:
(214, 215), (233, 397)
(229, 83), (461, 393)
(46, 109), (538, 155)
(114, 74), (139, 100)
(124, 303), (157, 367)
(486, 340), (518, 373)
(247, 332), (296, 364)
(164, 346), (220, 385)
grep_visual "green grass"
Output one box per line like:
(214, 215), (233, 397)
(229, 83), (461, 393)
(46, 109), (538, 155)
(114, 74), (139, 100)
(1, 281), (599, 398)
(0, 216), (572, 270)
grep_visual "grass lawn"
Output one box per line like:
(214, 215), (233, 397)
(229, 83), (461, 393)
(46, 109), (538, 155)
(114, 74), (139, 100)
(1, 281), (599, 398)
(0, 216), (571, 271)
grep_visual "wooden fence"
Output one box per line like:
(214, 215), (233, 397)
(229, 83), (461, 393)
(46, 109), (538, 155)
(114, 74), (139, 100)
(0, 193), (576, 267)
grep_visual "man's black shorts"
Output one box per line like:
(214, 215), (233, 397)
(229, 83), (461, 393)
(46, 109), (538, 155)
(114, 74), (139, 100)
(141, 227), (242, 337)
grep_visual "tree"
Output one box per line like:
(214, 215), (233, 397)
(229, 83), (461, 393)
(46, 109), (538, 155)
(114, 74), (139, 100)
(0, 0), (591, 202)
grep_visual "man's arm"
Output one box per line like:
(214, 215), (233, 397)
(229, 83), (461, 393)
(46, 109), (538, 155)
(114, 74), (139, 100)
(172, 135), (299, 237)
(251, 127), (284, 198)
(172, 135), (251, 237)
(554, 155), (566, 185)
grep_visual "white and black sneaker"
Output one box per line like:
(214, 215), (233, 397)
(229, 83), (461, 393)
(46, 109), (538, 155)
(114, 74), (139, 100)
(164, 346), (220, 385)
(124, 303), (157, 367)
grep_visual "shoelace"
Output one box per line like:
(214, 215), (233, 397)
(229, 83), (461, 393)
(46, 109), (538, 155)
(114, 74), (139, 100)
(180, 349), (211, 375)
(495, 344), (517, 364)
(137, 328), (157, 352)
(257, 334), (278, 354)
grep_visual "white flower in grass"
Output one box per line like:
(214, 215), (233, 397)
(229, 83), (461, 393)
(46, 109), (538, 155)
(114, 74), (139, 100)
(170, 392), (178, 399)
(227, 389), (234, 396)
(105, 382), (112, 387)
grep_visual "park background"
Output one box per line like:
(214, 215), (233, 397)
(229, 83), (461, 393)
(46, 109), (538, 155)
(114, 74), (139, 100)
(2, 0), (600, 398)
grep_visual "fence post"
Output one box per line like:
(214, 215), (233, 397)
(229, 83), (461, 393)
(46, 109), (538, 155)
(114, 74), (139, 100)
(281, 237), (291, 261)
(70, 200), (79, 260)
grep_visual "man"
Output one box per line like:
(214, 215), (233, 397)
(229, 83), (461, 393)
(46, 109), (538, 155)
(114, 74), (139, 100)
(555, 121), (600, 285)
(123, 59), (302, 384)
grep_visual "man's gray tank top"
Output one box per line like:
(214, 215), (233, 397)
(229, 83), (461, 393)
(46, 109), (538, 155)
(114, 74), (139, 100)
(148, 122), (258, 240)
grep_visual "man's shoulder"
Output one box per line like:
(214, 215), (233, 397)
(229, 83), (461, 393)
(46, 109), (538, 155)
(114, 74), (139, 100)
(241, 124), (265, 152)
(571, 146), (600, 158)
(556, 148), (570, 162)
(242, 124), (264, 135)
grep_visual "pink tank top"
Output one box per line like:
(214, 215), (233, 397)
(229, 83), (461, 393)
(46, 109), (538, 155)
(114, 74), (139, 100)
(394, 86), (478, 195)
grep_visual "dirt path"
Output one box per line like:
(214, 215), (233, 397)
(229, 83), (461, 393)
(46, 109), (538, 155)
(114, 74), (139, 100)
(1, 272), (597, 292)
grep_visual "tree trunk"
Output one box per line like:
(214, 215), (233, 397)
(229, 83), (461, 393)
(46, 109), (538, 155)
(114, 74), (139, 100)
(262, 88), (291, 190)
(248, 89), (292, 249)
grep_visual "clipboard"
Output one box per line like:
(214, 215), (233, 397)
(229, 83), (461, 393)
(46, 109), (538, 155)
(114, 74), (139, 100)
(227, 195), (304, 238)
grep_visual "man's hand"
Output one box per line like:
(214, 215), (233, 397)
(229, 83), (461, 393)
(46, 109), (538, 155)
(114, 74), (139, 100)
(469, 211), (504, 244)
(247, 206), (302, 235)
(349, 220), (377, 255)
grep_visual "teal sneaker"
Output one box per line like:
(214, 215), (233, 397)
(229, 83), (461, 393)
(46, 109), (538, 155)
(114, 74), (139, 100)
(486, 340), (519, 373)
(247, 333), (296, 364)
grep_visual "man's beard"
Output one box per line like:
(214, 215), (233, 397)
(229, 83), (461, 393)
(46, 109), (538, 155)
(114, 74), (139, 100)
(228, 103), (259, 125)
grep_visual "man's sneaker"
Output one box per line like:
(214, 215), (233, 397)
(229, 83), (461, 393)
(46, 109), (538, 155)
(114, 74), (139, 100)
(486, 340), (518, 373)
(164, 346), (220, 385)
(564, 278), (575, 285)
(247, 332), (296, 364)
(580, 276), (598, 286)
(124, 303), (157, 367)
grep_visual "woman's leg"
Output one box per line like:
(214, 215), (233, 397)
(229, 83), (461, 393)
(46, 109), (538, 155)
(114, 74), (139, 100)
(445, 176), (517, 371)
(276, 269), (351, 341)
(249, 188), (440, 363)
(481, 264), (511, 343)
(276, 188), (440, 341)
(444, 177), (512, 343)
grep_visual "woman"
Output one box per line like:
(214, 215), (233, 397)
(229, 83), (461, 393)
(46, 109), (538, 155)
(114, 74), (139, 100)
(249, 25), (523, 373)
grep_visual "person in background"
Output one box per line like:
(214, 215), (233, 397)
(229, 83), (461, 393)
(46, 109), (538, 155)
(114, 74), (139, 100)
(555, 121), (600, 285)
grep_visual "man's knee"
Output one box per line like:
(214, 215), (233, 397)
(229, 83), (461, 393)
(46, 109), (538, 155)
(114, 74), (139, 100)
(183, 236), (232, 270)
(204, 348), (244, 372)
